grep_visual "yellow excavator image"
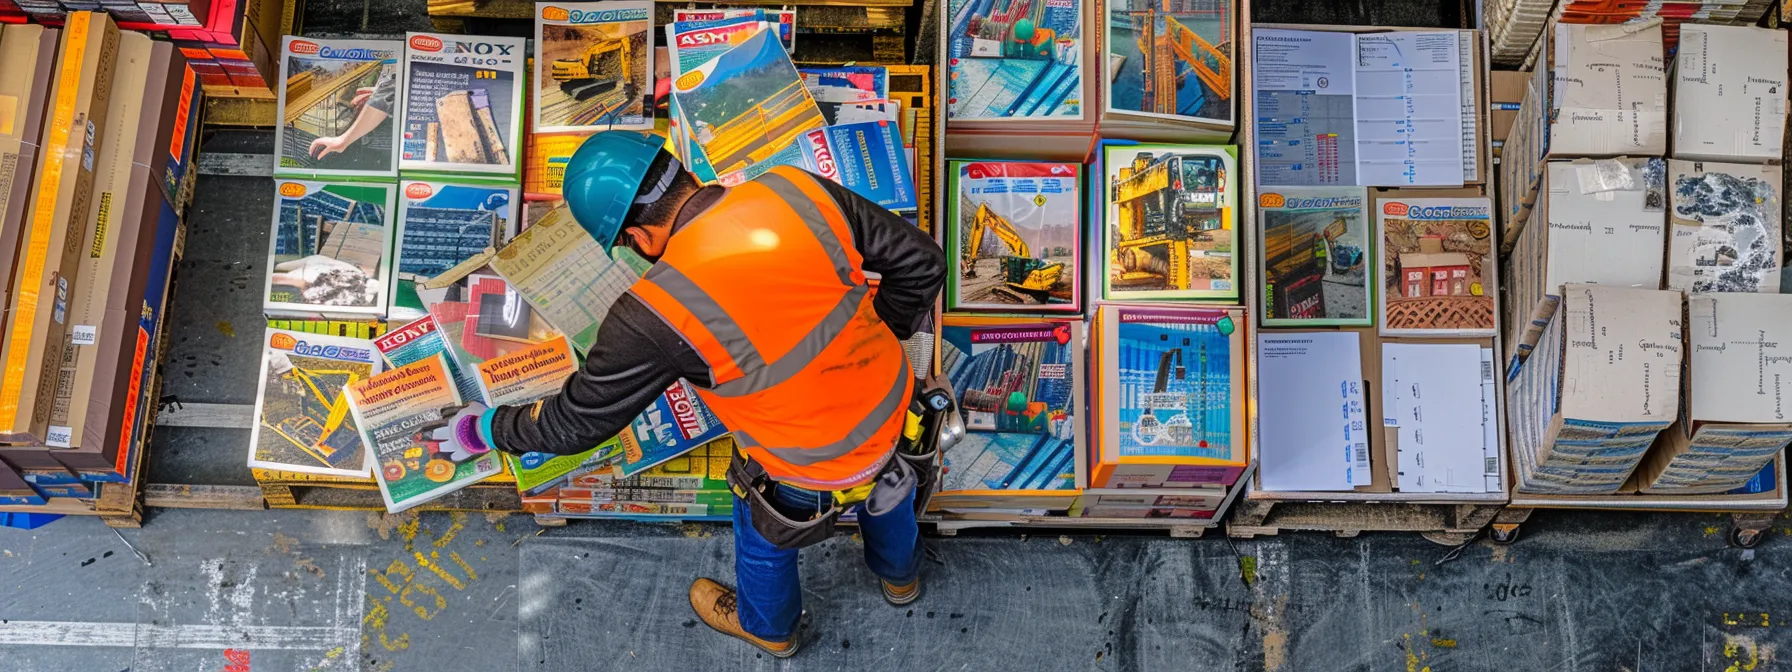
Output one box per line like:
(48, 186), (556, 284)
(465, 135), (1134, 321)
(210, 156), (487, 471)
(263, 351), (365, 470)
(963, 202), (1066, 303)
(550, 37), (632, 82)
(544, 36), (642, 127)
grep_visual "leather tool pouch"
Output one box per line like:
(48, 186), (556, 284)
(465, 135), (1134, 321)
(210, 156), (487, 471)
(727, 452), (844, 551)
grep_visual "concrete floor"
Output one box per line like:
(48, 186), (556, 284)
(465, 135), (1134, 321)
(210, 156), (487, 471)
(22, 2), (1768, 671)
(4, 508), (1792, 670)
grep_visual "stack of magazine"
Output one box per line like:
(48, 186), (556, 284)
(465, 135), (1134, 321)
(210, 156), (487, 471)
(665, 12), (918, 217)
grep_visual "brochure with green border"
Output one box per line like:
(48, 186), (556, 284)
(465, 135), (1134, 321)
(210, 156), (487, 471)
(400, 32), (527, 184)
(1098, 142), (1239, 301)
(1256, 186), (1373, 326)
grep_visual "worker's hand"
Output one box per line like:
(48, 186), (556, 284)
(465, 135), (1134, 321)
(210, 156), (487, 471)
(418, 403), (496, 463)
(310, 134), (353, 159)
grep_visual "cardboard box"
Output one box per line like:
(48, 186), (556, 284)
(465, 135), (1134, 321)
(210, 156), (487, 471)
(1502, 159), (1667, 356)
(0, 12), (120, 445)
(1544, 20), (1669, 158)
(1639, 294), (1792, 494)
(45, 31), (153, 452)
(1498, 20), (1667, 241)
(49, 43), (189, 477)
(1665, 160), (1781, 295)
(1671, 24), (1787, 163)
(1488, 69), (1529, 158)
(76, 190), (181, 481)
(1072, 487), (1227, 511)
(1499, 64), (1549, 244)
(1506, 284), (1682, 495)
(152, 51), (200, 213)
(0, 25), (59, 326)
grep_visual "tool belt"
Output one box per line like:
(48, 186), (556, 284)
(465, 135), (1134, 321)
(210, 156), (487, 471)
(726, 377), (960, 551)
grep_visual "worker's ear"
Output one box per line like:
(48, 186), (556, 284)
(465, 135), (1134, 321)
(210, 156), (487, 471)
(621, 226), (648, 251)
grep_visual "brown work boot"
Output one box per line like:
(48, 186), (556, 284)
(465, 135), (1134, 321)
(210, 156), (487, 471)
(688, 578), (802, 658)
(881, 577), (922, 606)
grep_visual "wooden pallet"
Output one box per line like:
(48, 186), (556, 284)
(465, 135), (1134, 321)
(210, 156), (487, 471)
(1227, 499), (1505, 546)
(1495, 456), (1790, 547)
(253, 465), (523, 513)
(256, 476), (523, 512)
(929, 516), (1219, 538)
(204, 96), (276, 128)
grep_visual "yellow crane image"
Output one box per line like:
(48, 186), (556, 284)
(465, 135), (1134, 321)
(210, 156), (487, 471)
(1123, 0), (1231, 117)
(1110, 151), (1229, 291)
(263, 355), (364, 469)
(963, 202), (1066, 303)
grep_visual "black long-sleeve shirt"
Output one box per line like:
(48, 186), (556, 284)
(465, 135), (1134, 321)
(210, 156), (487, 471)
(490, 174), (945, 456)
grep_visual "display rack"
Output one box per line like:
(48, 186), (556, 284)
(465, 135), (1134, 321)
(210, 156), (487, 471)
(1234, 24), (1510, 545)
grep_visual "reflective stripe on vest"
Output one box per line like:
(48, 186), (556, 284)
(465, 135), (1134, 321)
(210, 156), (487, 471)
(733, 355), (910, 466)
(758, 173), (856, 286)
(629, 166), (909, 485)
(642, 171), (873, 397)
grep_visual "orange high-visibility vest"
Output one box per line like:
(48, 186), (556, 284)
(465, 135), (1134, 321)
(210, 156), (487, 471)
(629, 167), (914, 490)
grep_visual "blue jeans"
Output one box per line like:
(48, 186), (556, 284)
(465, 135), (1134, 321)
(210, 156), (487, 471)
(731, 481), (921, 641)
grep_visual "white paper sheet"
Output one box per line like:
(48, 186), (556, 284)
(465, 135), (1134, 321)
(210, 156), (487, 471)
(1257, 332), (1369, 491)
(1252, 29), (1360, 186)
(1354, 32), (1465, 187)
(1479, 347), (1500, 492)
(1384, 343), (1487, 492)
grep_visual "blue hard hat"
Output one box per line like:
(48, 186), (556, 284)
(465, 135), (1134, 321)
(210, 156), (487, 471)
(562, 130), (666, 248)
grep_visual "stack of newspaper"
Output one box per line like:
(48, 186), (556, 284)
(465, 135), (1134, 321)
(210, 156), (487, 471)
(665, 11), (918, 218)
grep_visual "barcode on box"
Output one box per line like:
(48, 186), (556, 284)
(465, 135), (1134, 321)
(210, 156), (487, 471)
(1354, 443), (1368, 465)
(1480, 359), (1493, 382)
(1484, 457), (1498, 475)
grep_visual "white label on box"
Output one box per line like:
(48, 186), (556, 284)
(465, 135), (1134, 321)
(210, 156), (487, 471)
(46, 425), (71, 448)
(72, 325), (97, 346)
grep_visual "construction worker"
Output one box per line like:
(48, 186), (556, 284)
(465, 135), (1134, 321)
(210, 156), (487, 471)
(442, 131), (945, 657)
